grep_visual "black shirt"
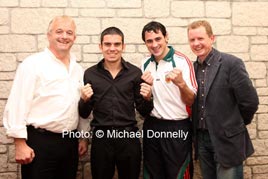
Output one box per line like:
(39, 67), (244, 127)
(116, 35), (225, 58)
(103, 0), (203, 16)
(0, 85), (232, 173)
(79, 58), (154, 127)
(196, 49), (215, 129)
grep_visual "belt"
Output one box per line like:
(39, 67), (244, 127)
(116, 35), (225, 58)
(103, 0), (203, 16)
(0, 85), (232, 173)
(27, 125), (77, 136)
(147, 116), (190, 124)
(93, 125), (138, 132)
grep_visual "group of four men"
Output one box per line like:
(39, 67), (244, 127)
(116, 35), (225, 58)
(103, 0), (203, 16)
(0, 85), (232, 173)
(3, 15), (258, 179)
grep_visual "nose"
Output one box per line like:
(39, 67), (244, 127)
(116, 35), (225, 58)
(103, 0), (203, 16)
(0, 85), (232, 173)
(62, 32), (67, 39)
(110, 44), (116, 50)
(192, 39), (199, 46)
(152, 40), (158, 48)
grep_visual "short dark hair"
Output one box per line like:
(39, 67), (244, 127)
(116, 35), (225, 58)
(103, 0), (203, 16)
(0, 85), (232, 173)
(142, 21), (167, 42)
(100, 26), (124, 44)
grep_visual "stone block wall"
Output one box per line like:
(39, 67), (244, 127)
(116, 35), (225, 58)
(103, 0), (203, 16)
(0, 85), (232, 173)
(0, 0), (267, 179)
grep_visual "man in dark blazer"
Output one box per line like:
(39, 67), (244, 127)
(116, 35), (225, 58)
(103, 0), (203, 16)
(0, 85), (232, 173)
(187, 20), (259, 179)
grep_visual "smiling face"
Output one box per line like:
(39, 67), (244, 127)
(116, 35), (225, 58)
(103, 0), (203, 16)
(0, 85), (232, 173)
(188, 25), (215, 62)
(47, 16), (76, 56)
(99, 34), (125, 64)
(144, 30), (169, 62)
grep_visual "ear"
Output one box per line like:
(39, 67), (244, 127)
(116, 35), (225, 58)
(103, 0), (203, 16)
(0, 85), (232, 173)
(122, 44), (126, 51)
(165, 33), (169, 43)
(210, 35), (216, 43)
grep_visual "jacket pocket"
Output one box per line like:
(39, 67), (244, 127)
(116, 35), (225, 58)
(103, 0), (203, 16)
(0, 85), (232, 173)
(224, 124), (246, 137)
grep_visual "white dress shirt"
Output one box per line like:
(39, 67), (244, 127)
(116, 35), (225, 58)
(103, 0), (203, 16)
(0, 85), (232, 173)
(3, 48), (85, 139)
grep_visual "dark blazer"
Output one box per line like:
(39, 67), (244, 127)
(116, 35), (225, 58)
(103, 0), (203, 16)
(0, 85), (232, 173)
(192, 48), (259, 167)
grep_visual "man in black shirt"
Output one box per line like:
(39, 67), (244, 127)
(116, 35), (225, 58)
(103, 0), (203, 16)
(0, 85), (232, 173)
(79, 27), (154, 179)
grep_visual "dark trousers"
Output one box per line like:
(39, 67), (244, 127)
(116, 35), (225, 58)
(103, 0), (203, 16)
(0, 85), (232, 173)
(143, 117), (193, 179)
(197, 130), (243, 179)
(91, 127), (141, 179)
(21, 126), (78, 179)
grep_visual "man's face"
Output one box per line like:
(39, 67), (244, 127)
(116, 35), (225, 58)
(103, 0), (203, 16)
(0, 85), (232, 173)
(47, 18), (76, 54)
(144, 30), (169, 62)
(188, 26), (214, 62)
(99, 34), (125, 63)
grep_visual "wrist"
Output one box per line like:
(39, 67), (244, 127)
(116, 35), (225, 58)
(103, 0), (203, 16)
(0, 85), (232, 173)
(176, 81), (186, 89)
(145, 95), (153, 101)
(80, 97), (89, 103)
(14, 138), (26, 146)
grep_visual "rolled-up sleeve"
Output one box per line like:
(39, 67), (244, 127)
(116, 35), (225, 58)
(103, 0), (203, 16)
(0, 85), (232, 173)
(3, 60), (36, 139)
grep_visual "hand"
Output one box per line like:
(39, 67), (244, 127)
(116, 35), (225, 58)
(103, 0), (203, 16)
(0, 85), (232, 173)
(140, 82), (152, 101)
(168, 68), (186, 88)
(14, 138), (35, 165)
(78, 139), (89, 157)
(141, 71), (154, 85)
(81, 83), (93, 102)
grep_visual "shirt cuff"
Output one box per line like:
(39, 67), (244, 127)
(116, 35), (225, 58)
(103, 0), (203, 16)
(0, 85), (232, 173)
(6, 126), (28, 139)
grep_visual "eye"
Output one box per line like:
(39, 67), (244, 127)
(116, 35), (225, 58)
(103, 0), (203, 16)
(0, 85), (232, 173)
(55, 30), (63, 34)
(145, 39), (153, 44)
(103, 42), (112, 47)
(155, 37), (161, 42)
(189, 39), (195, 43)
(66, 31), (74, 35)
(114, 43), (122, 47)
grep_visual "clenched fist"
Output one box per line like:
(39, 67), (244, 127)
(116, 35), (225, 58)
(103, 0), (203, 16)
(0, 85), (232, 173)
(167, 68), (186, 88)
(141, 71), (154, 85)
(80, 83), (94, 102)
(140, 83), (153, 101)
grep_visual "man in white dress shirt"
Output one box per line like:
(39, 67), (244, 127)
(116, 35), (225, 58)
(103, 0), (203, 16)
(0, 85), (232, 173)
(3, 15), (86, 179)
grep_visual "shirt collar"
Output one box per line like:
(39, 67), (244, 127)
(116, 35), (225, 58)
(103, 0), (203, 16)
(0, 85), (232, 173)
(45, 47), (76, 63)
(97, 58), (129, 70)
(148, 46), (175, 63)
(197, 48), (215, 66)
